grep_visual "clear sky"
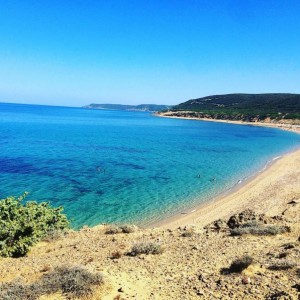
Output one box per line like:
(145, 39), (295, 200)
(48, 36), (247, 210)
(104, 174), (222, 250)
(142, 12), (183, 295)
(0, 0), (300, 106)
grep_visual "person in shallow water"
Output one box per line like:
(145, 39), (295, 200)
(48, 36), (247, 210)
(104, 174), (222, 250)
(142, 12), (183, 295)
(96, 167), (105, 173)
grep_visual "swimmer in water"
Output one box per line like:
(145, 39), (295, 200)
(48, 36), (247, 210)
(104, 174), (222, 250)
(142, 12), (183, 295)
(96, 167), (105, 173)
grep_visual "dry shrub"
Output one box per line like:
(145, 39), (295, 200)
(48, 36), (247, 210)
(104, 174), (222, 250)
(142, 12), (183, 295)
(268, 259), (297, 270)
(44, 265), (103, 298)
(130, 241), (163, 256)
(119, 224), (137, 233)
(105, 225), (122, 234)
(42, 229), (68, 242)
(0, 280), (33, 300)
(0, 265), (103, 300)
(181, 228), (195, 237)
(105, 224), (137, 234)
(277, 252), (289, 259)
(231, 224), (290, 236)
(229, 255), (254, 273)
(111, 250), (122, 259)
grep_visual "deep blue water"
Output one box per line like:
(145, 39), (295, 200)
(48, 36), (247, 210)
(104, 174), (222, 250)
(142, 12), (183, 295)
(0, 103), (299, 228)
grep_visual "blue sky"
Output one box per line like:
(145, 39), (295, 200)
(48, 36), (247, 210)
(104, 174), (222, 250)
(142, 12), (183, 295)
(0, 0), (300, 106)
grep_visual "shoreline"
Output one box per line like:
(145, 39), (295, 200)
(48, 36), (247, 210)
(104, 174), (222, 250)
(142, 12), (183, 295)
(155, 113), (300, 134)
(150, 114), (300, 229)
(151, 148), (300, 229)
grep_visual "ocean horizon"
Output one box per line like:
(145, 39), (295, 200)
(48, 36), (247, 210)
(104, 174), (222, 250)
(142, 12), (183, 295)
(0, 102), (299, 228)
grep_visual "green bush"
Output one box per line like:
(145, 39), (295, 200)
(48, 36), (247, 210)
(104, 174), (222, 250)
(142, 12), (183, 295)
(0, 193), (70, 257)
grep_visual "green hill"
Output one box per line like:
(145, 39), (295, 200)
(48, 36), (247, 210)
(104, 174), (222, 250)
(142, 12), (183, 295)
(168, 93), (300, 122)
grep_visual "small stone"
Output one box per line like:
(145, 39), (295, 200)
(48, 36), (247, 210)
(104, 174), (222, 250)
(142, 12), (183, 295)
(118, 287), (124, 292)
(196, 289), (205, 296)
(216, 279), (222, 285)
(242, 276), (251, 284)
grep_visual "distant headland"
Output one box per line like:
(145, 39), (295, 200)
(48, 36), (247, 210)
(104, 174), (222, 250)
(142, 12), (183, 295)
(83, 103), (171, 112)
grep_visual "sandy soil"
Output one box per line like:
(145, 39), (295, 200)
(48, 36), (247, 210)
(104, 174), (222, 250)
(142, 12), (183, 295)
(1, 197), (299, 299)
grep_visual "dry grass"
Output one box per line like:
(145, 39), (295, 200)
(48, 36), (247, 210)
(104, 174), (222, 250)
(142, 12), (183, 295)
(268, 259), (297, 270)
(181, 228), (195, 237)
(228, 255), (254, 273)
(119, 224), (137, 233)
(230, 224), (290, 236)
(0, 280), (32, 300)
(105, 224), (137, 234)
(105, 225), (122, 234)
(42, 229), (69, 242)
(0, 265), (104, 300)
(130, 241), (164, 256)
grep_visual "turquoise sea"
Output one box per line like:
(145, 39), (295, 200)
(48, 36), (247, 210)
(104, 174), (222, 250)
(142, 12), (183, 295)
(0, 103), (299, 228)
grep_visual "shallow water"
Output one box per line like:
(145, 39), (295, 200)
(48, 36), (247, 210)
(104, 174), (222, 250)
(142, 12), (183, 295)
(0, 103), (299, 228)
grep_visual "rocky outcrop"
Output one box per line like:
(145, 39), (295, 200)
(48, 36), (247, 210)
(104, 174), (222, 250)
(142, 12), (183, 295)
(204, 209), (271, 232)
(227, 209), (270, 229)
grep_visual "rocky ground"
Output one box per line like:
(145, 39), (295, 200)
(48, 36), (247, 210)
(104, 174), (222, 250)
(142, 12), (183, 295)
(0, 199), (299, 299)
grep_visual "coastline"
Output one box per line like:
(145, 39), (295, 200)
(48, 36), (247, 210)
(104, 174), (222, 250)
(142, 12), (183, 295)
(152, 148), (300, 229)
(151, 114), (300, 229)
(155, 112), (300, 134)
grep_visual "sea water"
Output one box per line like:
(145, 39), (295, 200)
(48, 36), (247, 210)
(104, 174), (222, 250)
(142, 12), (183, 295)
(0, 103), (299, 228)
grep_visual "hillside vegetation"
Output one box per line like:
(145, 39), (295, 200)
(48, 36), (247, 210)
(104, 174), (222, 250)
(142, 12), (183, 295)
(166, 93), (300, 122)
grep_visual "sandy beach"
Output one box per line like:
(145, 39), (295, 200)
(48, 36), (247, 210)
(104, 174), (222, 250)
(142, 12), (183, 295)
(152, 114), (300, 229)
(154, 148), (300, 229)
